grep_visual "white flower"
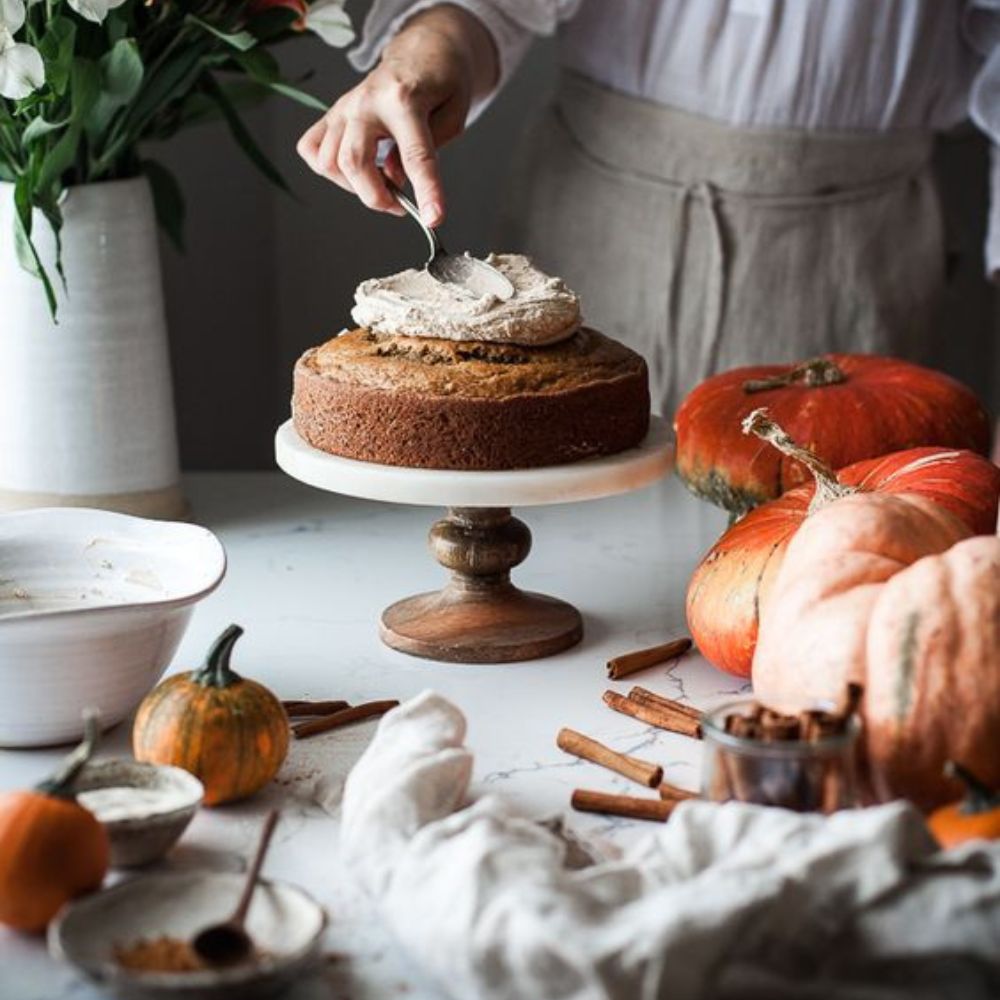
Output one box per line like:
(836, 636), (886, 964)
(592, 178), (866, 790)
(304, 0), (354, 47)
(0, 0), (44, 100)
(65, 0), (126, 25)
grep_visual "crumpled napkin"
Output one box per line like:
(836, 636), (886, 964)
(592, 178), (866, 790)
(341, 692), (1000, 1000)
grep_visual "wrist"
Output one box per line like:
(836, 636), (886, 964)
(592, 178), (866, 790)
(390, 4), (499, 98)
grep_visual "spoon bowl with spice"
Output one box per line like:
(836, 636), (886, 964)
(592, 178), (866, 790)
(48, 868), (326, 999)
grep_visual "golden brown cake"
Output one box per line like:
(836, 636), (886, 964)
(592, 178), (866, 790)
(292, 327), (650, 470)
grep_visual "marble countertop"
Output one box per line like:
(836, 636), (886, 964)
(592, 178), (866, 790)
(0, 470), (740, 1000)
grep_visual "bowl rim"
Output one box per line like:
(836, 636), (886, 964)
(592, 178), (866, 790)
(75, 760), (205, 827)
(48, 872), (328, 988)
(0, 507), (226, 625)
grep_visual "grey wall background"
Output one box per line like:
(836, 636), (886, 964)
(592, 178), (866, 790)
(153, 19), (998, 470)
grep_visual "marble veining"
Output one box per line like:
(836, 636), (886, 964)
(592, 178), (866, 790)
(0, 470), (733, 1000)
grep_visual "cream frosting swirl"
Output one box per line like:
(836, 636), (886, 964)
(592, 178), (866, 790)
(350, 253), (581, 345)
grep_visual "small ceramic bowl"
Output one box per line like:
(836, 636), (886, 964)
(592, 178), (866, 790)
(0, 508), (226, 747)
(75, 760), (204, 868)
(49, 872), (327, 1000)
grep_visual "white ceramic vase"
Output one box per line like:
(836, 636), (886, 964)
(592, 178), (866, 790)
(0, 177), (185, 518)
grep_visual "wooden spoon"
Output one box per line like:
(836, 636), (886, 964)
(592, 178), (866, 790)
(191, 810), (280, 966)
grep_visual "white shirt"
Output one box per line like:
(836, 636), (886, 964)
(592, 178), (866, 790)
(352, 0), (1000, 277)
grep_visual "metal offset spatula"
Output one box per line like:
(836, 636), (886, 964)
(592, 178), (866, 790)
(383, 176), (515, 301)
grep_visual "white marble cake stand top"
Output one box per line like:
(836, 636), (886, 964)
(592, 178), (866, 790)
(274, 416), (672, 508)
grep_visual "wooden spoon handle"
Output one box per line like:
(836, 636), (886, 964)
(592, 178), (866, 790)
(232, 810), (280, 928)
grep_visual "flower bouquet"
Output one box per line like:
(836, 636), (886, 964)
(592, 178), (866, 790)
(0, 0), (350, 518)
(0, 0), (352, 312)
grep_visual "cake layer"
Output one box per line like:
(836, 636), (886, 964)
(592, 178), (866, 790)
(292, 328), (650, 471)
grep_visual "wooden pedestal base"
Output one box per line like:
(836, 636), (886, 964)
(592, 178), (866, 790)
(379, 507), (583, 663)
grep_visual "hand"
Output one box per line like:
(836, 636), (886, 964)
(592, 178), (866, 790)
(297, 5), (499, 227)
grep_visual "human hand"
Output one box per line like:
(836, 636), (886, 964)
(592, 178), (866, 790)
(297, 5), (498, 227)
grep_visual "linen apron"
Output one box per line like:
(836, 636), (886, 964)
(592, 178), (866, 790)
(500, 72), (944, 419)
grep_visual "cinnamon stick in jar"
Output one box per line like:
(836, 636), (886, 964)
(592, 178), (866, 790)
(571, 789), (679, 822)
(603, 690), (702, 739)
(607, 637), (692, 680)
(557, 728), (663, 788)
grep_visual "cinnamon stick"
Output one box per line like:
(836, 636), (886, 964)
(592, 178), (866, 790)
(292, 700), (399, 739)
(282, 700), (350, 718)
(606, 637), (692, 680)
(658, 779), (697, 802)
(626, 687), (701, 721)
(571, 789), (679, 822)
(556, 728), (663, 788)
(603, 690), (702, 739)
(721, 713), (756, 802)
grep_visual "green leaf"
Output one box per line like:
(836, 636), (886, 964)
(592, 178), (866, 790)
(205, 75), (290, 193)
(36, 124), (81, 192)
(12, 177), (57, 317)
(233, 48), (280, 85)
(22, 116), (70, 147)
(86, 38), (144, 141)
(71, 58), (102, 124)
(95, 40), (208, 172)
(266, 81), (326, 112)
(186, 14), (259, 52)
(107, 13), (128, 45)
(38, 18), (77, 97)
(103, 39), (144, 103)
(142, 159), (186, 252)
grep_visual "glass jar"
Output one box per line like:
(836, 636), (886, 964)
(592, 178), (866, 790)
(700, 699), (860, 813)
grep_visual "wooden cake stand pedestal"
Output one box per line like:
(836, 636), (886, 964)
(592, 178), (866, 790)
(275, 418), (672, 663)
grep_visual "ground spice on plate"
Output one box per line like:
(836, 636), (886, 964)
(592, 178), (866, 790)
(113, 936), (205, 973)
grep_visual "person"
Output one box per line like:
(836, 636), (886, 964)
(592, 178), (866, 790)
(297, 1), (999, 418)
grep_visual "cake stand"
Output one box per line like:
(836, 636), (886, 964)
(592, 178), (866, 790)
(275, 418), (672, 663)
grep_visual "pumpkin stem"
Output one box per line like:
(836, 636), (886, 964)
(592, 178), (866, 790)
(194, 624), (245, 688)
(36, 710), (100, 799)
(945, 760), (1000, 815)
(741, 408), (857, 513)
(743, 357), (847, 395)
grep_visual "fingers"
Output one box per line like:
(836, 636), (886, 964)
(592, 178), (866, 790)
(296, 118), (325, 170)
(337, 119), (398, 213)
(296, 76), (455, 226)
(298, 116), (348, 191)
(381, 146), (407, 190)
(383, 106), (444, 227)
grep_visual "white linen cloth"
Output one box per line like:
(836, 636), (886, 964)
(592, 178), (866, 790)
(350, 0), (1000, 278)
(340, 692), (1000, 1000)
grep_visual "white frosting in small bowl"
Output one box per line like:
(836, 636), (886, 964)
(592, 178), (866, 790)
(351, 253), (581, 346)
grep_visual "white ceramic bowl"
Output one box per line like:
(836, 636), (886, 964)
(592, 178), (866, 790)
(76, 760), (205, 868)
(0, 508), (226, 747)
(49, 872), (327, 1000)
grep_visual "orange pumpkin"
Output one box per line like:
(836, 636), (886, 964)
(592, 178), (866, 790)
(753, 501), (1000, 809)
(133, 625), (289, 806)
(686, 410), (1000, 677)
(0, 714), (109, 932)
(928, 763), (1000, 849)
(674, 355), (991, 517)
